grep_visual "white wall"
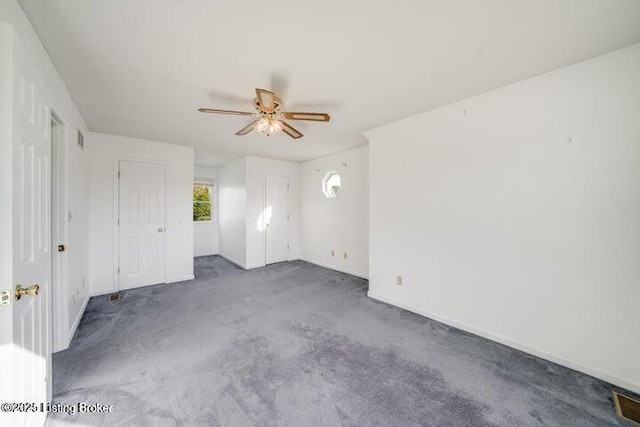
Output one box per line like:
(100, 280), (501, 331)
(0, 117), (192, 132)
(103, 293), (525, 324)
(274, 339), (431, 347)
(62, 121), (90, 348)
(0, 0), (91, 352)
(300, 146), (368, 278)
(246, 156), (300, 269)
(366, 43), (640, 393)
(89, 132), (194, 295)
(218, 157), (247, 267)
(194, 166), (219, 257)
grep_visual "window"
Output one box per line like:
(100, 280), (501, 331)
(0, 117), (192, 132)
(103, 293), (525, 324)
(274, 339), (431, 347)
(322, 172), (342, 198)
(193, 183), (213, 221)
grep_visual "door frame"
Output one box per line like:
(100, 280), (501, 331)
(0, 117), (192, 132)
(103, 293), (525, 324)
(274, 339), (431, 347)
(113, 157), (168, 291)
(263, 173), (290, 265)
(50, 109), (68, 352)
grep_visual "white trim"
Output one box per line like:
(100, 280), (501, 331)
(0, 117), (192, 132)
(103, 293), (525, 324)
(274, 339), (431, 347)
(58, 293), (89, 351)
(194, 178), (215, 186)
(300, 257), (369, 280)
(367, 291), (640, 395)
(89, 284), (117, 297)
(245, 263), (265, 270)
(50, 111), (68, 353)
(218, 252), (247, 270)
(166, 275), (195, 283)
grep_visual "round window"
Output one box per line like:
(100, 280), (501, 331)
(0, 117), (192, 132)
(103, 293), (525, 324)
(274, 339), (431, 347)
(322, 172), (342, 198)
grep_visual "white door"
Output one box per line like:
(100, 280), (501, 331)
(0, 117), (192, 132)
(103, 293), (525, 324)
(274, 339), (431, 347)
(0, 26), (51, 427)
(265, 175), (289, 264)
(118, 161), (166, 290)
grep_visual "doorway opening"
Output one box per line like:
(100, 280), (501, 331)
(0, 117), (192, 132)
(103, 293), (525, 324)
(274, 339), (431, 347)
(50, 111), (67, 352)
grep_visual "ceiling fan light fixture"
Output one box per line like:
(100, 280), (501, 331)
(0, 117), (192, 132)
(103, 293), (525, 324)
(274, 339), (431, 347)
(255, 117), (269, 133)
(270, 119), (283, 134)
(255, 116), (283, 135)
(199, 88), (328, 139)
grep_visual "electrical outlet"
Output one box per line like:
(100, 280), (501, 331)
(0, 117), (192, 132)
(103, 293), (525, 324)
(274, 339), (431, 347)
(331, 250), (335, 256)
(343, 252), (348, 259)
(397, 276), (403, 286)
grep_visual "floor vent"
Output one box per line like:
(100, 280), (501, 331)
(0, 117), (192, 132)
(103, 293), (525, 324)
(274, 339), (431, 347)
(107, 293), (122, 303)
(613, 391), (640, 425)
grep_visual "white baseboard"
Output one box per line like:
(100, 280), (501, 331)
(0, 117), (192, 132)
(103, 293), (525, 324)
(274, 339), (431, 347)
(300, 257), (368, 280)
(245, 263), (264, 270)
(194, 253), (219, 258)
(218, 252), (247, 269)
(166, 274), (195, 283)
(367, 291), (640, 395)
(61, 294), (90, 350)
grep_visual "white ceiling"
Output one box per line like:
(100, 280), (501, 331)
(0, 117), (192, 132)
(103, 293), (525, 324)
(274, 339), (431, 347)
(18, 0), (640, 167)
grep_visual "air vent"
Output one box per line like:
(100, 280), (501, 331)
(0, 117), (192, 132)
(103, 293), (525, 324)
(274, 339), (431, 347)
(77, 130), (84, 150)
(613, 391), (640, 425)
(107, 293), (122, 303)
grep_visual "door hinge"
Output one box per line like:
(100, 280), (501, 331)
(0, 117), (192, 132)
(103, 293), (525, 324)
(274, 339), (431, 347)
(117, 171), (120, 179)
(117, 267), (120, 274)
(117, 218), (120, 226)
(287, 244), (289, 250)
(0, 290), (10, 306)
(287, 215), (289, 220)
(287, 184), (289, 189)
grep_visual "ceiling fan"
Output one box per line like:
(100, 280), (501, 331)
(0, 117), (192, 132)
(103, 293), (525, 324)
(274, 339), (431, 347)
(198, 88), (330, 139)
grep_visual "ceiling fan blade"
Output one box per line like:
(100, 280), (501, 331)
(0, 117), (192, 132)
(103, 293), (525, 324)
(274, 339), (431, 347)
(282, 112), (330, 122)
(280, 120), (303, 139)
(235, 119), (259, 136)
(255, 88), (278, 112)
(198, 108), (254, 116)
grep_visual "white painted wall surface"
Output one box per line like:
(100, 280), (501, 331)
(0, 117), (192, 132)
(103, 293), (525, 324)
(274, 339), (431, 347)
(218, 157), (247, 267)
(65, 126), (90, 345)
(0, 0), (91, 351)
(300, 146), (368, 278)
(366, 43), (640, 393)
(194, 166), (219, 257)
(89, 133), (194, 295)
(246, 156), (300, 269)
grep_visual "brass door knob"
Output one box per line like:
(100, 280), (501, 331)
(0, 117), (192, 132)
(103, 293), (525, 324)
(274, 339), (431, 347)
(15, 284), (39, 301)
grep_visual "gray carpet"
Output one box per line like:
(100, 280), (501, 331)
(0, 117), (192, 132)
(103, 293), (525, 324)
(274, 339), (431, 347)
(48, 256), (634, 426)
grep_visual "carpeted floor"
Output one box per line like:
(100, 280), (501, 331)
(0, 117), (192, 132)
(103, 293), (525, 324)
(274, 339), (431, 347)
(48, 256), (634, 426)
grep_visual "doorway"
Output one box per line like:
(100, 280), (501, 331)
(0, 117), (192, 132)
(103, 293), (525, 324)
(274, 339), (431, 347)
(117, 160), (167, 290)
(265, 174), (289, 265)
(50, 112), (67, 353)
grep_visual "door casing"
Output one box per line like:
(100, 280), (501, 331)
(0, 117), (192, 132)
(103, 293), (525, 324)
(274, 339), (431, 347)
(50, 110), (68, 353)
